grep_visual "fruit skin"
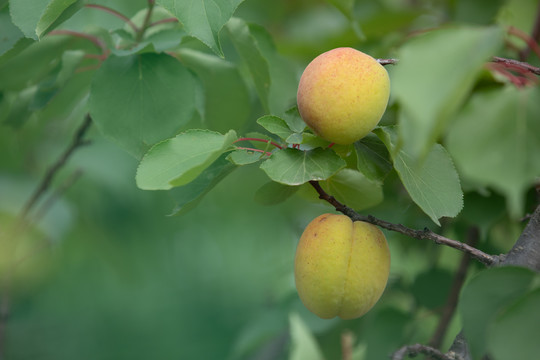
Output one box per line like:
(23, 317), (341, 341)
(297, 47), (390, 145)
(294, 213), (390, 319)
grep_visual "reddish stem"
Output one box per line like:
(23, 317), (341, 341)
(486, 63), (534, 87)
(508, 26), (540, 60)
(85, 4), (139, 32)
(491, 56), (540, 76)
(49, 30), (109, 58)
(149, 17), (179, 28)
(75, 65), (102, 73)
(235, 137), (283, 149)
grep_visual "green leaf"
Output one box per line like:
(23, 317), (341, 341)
(376, 127), (463, 225)
(286, 133), (304, 145)
(36, 0), (82, 38)
(247, 23), (298, 115)
(256, 115), (294, 140)
(260, 148), (346, 186)
(364, 307), (411, 360)
(254, 181), (299, 205)
(29, 50), (85, 111)
(1, 87), (36, 127)
(459, 266), (537, 359)
(455, 0), (506, 25)
(226, 149), (263, 165)
(169, 153), (236, 215)
(446, 86), (540, 218)
(9, 0), (50, 39)
(176, 48), (250, 133)
(116, 6), (186, 54)
(289, 313), (324, 360)
(392, 26), (503, 159)
(326, 0), (355, 18)
(325, 0), (365, 40)
(0, 6), (25, 56)
(34, 65), (93, 125)
(226, 17), (271, 111)
(0, 35), (79, 91)
(298, 133), (331, 150)
(487, 288), (540, 360)
(0, 37), (34, 66)
(354, 133), (393, 182)
(136, 129), (237, 190)
(89, 53), (196, 158)
(283, 106), (307, 134)
(321, 169), (383, 211)
(156, 0), (244, 57)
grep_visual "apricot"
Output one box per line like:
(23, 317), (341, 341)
(294, 213), (390, 319)
(297, 47), (390, 144)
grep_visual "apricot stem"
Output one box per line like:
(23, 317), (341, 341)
(48, 30), (108, 56)
(135, 0), (156, 42)
(234, 137), (283, 149)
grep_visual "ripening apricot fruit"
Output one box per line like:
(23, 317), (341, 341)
(294, 213), (390, 319)
(297, 47), (390, 145)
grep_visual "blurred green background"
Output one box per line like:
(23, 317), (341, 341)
(1, 0), (539, 359)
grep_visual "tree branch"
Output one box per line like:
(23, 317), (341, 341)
(429, 227), (479, 349)
(392, 343), (459, 360)
(19, 114), (92, 221)
(135, 0), (155, 43)
(491, 56), (540, 76)
(500, 203), (540, 271)
(0, 115), (92, 360)
(308, 181), (498, 266)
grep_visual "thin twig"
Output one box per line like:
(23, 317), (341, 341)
(135, 0), (156, 43)
(308, 181), (498, 266)
(392, 343), (458, 360)
(0, 116), (92, 359)
(429, 227), (479, 349)
(341, 331), (354, 360)
(148, 17), (179, 28)
(492, 56), (540, 76)
(234, 137), (283, 150)
(19, 115), (92, 220)
(48, 30), (108, 57)
(30, 170), (84, 225)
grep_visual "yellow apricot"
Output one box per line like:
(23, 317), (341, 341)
(297, 47), (390, 144)
(294, 213), (390, 319)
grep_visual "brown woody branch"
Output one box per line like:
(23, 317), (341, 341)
(19, 114), (92, 220)
(0, 114), (92, 360)
(308, 181), (498, 266)
(429, 227), (479, 349)
(392, 343), (459, 360)
(491, 56), (540, 76)
(378, 56), (540, 76)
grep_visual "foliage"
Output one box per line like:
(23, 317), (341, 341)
(1, 0), (539, 359)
